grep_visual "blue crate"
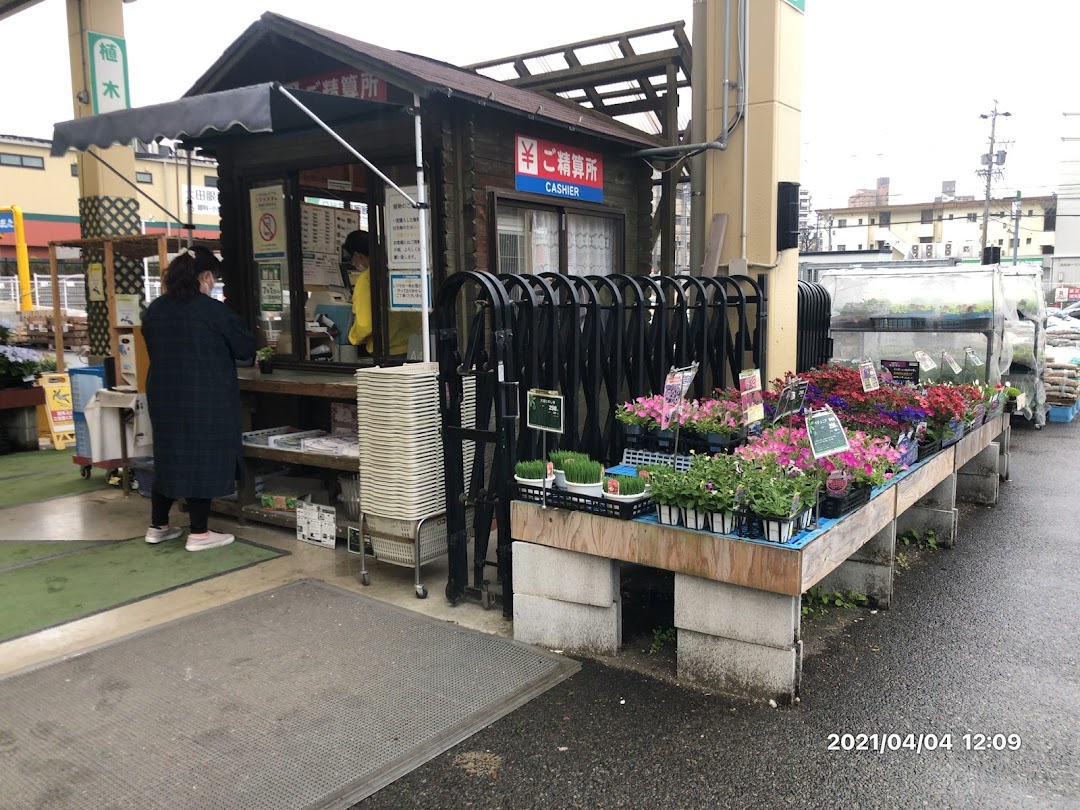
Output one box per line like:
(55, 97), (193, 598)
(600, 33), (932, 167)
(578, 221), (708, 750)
(69, 365), (106, 413)
(1048, 402), (1080, 423)
(73, 414), (91, 459)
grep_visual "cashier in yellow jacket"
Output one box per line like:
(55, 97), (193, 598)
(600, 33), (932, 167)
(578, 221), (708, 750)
(343, 230), (420, 356)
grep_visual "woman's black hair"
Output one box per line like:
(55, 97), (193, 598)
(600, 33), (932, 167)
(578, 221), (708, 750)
(163, 246), (221, 299)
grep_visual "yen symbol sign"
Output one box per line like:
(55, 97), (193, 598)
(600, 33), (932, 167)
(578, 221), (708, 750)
(258, 213), (277, 242)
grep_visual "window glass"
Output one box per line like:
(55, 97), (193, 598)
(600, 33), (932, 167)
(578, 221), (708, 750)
(0, 154), (21, 166)
(135, 171), (153, 184)
(497, 206), (560, 274)
(22, 155), (44, 169)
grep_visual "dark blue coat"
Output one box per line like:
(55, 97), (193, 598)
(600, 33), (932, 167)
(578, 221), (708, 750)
(141, 293), (255, 499)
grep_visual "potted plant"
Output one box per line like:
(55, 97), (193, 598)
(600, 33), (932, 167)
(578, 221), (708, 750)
(549, 449), (589, 489)
(562, 457), (604, 498)
(647, 466), (682, 526)
(683, 397), (745, 454)
(741, 465), (806, 544)
(604, 473), (648, 503)
(615, 397), (658, 449)
(256, 346), (275, 374)
(514, 459), (554, 488)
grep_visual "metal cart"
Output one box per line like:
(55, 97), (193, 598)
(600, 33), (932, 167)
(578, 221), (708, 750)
(356, 508), (472, 599)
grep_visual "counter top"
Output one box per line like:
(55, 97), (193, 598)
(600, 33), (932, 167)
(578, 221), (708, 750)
(237, 367), (357, 399)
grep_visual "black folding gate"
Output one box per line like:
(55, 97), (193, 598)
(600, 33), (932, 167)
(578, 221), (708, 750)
(796, 280), (832, 373)
(437, 272), (768, 616)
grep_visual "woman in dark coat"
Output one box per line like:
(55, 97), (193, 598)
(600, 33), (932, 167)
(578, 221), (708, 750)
(141, 246), (255, 551)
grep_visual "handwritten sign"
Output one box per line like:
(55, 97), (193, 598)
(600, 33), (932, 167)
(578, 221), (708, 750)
(806, 407), (850, 460)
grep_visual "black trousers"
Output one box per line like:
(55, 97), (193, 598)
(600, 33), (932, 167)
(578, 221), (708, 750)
(151, 484), (211, 534)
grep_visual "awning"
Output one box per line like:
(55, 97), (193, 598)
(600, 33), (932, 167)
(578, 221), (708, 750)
(50, 82), (392, 156)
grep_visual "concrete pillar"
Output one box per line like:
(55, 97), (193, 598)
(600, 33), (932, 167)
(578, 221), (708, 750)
(703, 0), (803, 377)
(957, 442), (1000, 505)
(818, 519), (896, 608)
(997, 423), (1011, 481)
(674, 574), (801, 703)
(66, 0), (143, 356)
(511, 541), (622, 655)
(896, 472), (958, 548)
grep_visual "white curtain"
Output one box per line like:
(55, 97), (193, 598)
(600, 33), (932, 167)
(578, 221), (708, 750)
(528, 210), (560, 274)
(567, 214), (615, 276)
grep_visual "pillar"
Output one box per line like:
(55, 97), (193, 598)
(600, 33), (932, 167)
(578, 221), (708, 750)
(703, 0), (803, 377)
(896, 472), (958, 549)
(956, 442), (1000, 505)
(818, 519), (896, 608)
(66, 0), (143, 357)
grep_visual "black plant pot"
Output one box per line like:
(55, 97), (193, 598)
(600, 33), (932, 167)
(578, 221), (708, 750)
(258, 359), (273, 374)
(653, 428), (675, 452)
(623, 424), (644, 449)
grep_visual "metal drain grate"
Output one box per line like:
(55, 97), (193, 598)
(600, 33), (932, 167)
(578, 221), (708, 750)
(0, 580), (577, 809)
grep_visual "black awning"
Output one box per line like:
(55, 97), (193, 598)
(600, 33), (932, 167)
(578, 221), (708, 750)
(50, 82), (394, 156)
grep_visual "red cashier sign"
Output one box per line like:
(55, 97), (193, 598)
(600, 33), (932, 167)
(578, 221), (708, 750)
(515, 135), (604, 203)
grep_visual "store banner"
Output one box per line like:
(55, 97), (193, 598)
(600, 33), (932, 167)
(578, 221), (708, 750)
(284, 68), (389, 102)
(515, 134), (603, 203)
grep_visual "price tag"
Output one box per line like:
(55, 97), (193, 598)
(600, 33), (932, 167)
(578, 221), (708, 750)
(858, 358), (880, 392)
(942, 351), (963, 374)
(606, 478), (620, 495)
(806, 407), (850, 460)
(1016, 392), (1028, 410)
(914, 350), (938, 372)
(526, 389), (564, 434)
(964, 347), (985, 367)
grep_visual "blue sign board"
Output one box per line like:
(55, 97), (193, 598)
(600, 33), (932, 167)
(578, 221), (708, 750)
(514, 174), (603, 203)
(0, 214), (14, 234)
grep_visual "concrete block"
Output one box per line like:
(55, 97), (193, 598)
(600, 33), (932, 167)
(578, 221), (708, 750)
(674, 574), (799, 649)
(999, 452), (1009, 481)
(917, 472), (956, 510)
(677, 629), (801, 702)
(512, 541), (618, 608)
(819, 559), (893, 608)
(896, 506), (958, 548)
(513, 592), (621, 655)
(847, 520), (896, 566)
(956, 471), (999, 505)
(958, 442), (1000, 476)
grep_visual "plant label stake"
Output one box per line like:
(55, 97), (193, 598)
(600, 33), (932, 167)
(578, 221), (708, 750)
(806, 406), (851, 460)
(739, 368), (765, 427)
(661, 362), (699, 463)
(964, 346), (985, 367)
(773, 378), (809, 425)
(858, 356), (880, 393)
(526, 388), (564, 509)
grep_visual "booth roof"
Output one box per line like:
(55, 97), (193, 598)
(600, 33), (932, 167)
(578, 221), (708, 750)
(50, 83), (387, 157)
(186, 12), (664, 150)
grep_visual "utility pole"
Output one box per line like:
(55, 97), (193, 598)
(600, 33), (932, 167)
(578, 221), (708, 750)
(978, 102), (1011, 253)
(1012, 190), (1022, 265)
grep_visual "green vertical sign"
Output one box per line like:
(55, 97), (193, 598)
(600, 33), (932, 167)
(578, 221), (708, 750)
(87, 31), (131, 115)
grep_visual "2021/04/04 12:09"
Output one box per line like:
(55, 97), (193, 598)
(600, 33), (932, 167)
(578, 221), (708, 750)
(827, 733), (1022, 752)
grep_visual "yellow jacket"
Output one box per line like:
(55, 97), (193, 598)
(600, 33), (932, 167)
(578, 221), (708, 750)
(348, 270), (422, 355)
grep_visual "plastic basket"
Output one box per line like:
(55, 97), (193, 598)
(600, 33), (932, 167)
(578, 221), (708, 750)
(73, 415), (91, 459)
(917, 438), (941, 461)
(515, 483), (652, 520)
(130, 456), (155, 498)
(819, 483), (871, 519)
(871, 316), (926, 330)
(69, 366), (106, 414)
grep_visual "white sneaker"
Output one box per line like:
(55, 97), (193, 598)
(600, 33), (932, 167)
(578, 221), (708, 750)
(145, 525), (182, 544)
(185, 530), (235, 552)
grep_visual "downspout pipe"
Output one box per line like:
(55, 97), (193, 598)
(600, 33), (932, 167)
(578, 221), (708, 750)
(689, 0), (710, 275)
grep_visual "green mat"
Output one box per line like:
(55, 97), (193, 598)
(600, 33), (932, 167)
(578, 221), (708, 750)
(0, 537), (285, 642)
(0, 449), (108, 508)
(0, 541), (105, 569)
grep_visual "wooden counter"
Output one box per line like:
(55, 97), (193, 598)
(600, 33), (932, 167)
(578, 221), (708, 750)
(237, 367), (357, 399)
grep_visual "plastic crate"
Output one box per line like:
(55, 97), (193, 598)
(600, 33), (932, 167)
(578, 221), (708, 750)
(917, 438), (941, 461)
(870, 316), (926, 330)
(819, 483), (871, 519)
(620, 448), (692, 472)
(515, 483), (652, 520)
(69, 365), (106, 413)
(241, 426), (299, 446)
(73, 413), (91, 459)
(130, 456), (154, 498)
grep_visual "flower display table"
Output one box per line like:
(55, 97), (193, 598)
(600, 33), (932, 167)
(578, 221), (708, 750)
(511, 415), (1009, 703)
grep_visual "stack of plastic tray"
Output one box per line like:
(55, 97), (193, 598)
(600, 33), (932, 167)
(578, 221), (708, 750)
(356, 363), (475, 521)
(69, 365), (106, 460)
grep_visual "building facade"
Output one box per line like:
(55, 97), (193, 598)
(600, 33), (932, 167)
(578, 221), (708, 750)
(0, 133), (221, 264)
(816, 192), (1055, 265)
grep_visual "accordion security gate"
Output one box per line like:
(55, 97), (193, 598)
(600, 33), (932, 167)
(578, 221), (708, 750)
(437, 271), (768, 616)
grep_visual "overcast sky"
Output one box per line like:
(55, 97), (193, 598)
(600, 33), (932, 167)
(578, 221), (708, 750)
(0, 0), (1073, 212)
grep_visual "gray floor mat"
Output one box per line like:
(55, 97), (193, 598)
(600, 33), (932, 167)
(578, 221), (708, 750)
(0, 579), (578, 809)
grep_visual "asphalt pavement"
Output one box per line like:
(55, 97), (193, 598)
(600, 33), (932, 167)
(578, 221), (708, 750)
(356, 419), (1079, 810)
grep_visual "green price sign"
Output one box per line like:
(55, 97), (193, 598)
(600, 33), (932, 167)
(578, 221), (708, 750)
(806, 407), (850, 460)
(526, 389), (564, 434)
